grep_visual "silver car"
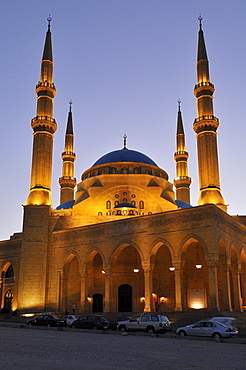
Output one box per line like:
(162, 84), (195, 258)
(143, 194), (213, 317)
(117, 314), (170, 334)
(176, 319), (238, 339)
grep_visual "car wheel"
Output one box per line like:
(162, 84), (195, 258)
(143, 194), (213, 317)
(92, 325), (98, 330)
(178, 330), (187, 336)
(147, 327), (155, 334)
(119, 325), (127, 332)
(71, 324), (76, 328)
(212, 332), (222, 339)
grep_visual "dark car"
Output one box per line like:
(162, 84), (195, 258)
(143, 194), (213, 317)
(71, 315), (108, 330)
(108, 316), (130, 331)
(26, 314), (67, 327)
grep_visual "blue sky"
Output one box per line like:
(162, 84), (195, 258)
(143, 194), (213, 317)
(1, 0), (246, 240)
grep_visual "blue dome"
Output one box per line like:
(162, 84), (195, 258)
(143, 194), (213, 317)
(92, 148), (158, 167)
(114, 202), (137, 209)
(56, 200), (75, 210)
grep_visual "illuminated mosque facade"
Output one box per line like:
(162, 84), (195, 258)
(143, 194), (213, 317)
(1, 17), (246, 314)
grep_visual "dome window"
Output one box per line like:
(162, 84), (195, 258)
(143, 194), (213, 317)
(139, 201), (144, 209)
(131, 194), (136, 198)
(131, 201), (136, 206)
(106, 201), (111, 209)
(115, 201), (119, 207)
(115, 194), (119, 198)
(123, 198), (127, 203)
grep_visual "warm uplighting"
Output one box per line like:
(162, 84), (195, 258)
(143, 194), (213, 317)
(133, 268), (139, 273)
(169, 266), (175, 271)
(140, 296), (145, 302)
(21, 313), (35, 317)
(87, 296), (91, 302)
(191, 302), (204, 309)
(160, 296), (165, 303)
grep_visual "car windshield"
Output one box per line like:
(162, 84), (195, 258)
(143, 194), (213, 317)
(99, 316), (107, 321)
(160, 316), (168, 322)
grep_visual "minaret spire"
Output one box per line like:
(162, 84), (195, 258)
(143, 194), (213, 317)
(25, 17), (57, 206)
(193, 17), (227, 212)
(59, 101), (76, 204)
(174, 100), (191, 204)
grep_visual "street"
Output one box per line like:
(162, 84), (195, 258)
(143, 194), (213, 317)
(0, 326), (246, 369)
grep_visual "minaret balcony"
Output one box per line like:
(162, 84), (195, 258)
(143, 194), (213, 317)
(31, 116), (57, 133)
(59, 176), (77, 188)
(193, 115), (219, 133)
(36, 81), (56, 96)
(174, 176), (192, 187)
(174, 151), (189, 160)
(62, 152), (76, 161)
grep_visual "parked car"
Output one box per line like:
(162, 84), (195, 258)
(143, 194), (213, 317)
(176, 319), (238, 339)
(62, 315), (78, 326)
(26, 314), (67, 327)
(211, 317), (237, 330)
(71, 315), (108, 330)
(117, 314), (170, 334)
(108, 316), (131, 331)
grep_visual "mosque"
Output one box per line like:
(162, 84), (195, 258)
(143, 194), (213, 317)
(1, 17), (246, 315)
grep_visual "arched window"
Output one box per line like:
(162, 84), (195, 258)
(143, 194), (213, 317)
(139, 201), (144, 209)
(98, 212), (103, 216)
(5, 265), (14, 279)
(129, 210), (134, 215)
(106, 200), (111, 209)
(115, 201), (119, 207)
(131, 201), (136, 206)
(117, 210), (121, 215)
(123, 198), (127, 203)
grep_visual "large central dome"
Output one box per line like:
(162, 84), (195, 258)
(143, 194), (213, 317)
(92, 148), (158, 167)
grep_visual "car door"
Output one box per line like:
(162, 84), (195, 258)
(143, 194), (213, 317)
(78, 316), (88, 328)
(139, 315), (150, 331)
(127, 315), (140, 331)
(188, 321), (205, 336)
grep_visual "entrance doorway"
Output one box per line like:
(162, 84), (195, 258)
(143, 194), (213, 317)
(93, 293), (103, 312)
(4, 289), (13, 311)
(118, 284), (132, 312)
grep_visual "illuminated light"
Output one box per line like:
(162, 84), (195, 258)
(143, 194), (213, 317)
(87, 296), (91, 302)
(102, 270), (105, 274)
(21, 313), (35, 317)
(169, 266), (175, 271)
(140, 296), (145, 302)
(196, 264), (202, 269)
(133, 268), (139, 273)
(191, 302), (204, 309)
(160, 296), (165, 303)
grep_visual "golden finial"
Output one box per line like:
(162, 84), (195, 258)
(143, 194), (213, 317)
(198, 14), (203, 30)
(69, 100), (73, 112)
(47, 15), (52, 30)
(123, 134), (127, 149)
(177, 99), (181, 112)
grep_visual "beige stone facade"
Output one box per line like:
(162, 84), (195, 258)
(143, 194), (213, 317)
(1, 18), (246, 315)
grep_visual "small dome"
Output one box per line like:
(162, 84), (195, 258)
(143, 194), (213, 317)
(92, 148), (158, 167)
(114, 202), (137, 209)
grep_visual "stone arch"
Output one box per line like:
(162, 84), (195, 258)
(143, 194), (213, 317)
(63, 252), (80, 314)
(0, 262), (15, 312)
(240, 247), (246, 307)
(180, 235), (208, 310)
(85, 249), (105, 312)
(149, 239), (175, 311)
(217, 238), (231, 310)
(229, 244), (241, 311)
(110, 241), (144, 312)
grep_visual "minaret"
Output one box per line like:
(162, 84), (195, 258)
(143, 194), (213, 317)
(59, 101), (76, 204)
(25, 16), (57, 206)
(174, 100), (191, 204)
(193, 16), (227, 212)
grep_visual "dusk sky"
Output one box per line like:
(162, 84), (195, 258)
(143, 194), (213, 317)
(1, 0), (246, 240)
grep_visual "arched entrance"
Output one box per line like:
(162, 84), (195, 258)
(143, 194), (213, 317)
(4, 289), (13, 311)
(93, 293), (103, 312)
(118, 284), (132, 312)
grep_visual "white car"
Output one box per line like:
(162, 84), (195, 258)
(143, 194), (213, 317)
(62, 315), (78, 326)
(176, 319), (238, 339)
(117, 314), (170, 334)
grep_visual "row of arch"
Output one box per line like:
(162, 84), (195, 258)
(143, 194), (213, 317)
(60, 236), (246, 314)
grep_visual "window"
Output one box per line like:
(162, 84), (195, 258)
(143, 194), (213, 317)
(151, 315), (159, 322)
(123, 198), (127, 202)
(123, 192), (127, 196)
(139, 201), (144, 209)
(106, 200), (111, 209)
(116, 210), (121, 215)
(131, 201), (136, 206)
(98, 212), (102, 216)
(115, 201), (119, 207)
(5, 265), (14, 278)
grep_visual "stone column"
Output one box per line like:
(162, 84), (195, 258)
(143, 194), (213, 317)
(231, 267), (242, 311)
(173, 262), (183, 311)
(59, 271), (64, 312)
(80, 269), (86, 313)
(222, 263), (232, 311)
(143, 264), (153, 312)
(207, 259), (220, 310)
(104, 267), (111, 312)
